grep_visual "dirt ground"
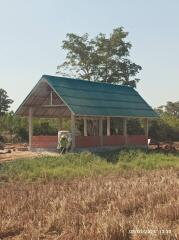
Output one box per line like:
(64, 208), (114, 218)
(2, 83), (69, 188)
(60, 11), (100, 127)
(0, 144), (59, 163)
(0, 151), (61, 163)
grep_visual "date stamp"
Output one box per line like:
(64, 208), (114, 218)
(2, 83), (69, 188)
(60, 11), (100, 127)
(129, 229), (172, 235)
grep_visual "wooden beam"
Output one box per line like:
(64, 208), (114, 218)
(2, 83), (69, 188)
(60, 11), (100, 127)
(39, 104), (66, 108)
(50, 90), (53, 105)
(28, 107), (33, 150)
(76, 116), (106, 121)
(107, 117), (110, 136)
(123, 118), (127, 145)
(99, 118), (103, 146)
(84, 117), (87, 136)
(71, 113), (76, 151)
(75, 115), (155, 120)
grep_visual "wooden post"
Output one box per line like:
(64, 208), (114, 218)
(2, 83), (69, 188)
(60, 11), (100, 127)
(99, 118), (103, 146)
(29, 107), (33, 150)
(107, 117), (110, 136)
(84, 117), (87, 136)
(50, 90), (53, 105)
(71, 113), (76, 151)
(59, 118), (63, 130)
(144, 118), (149, 145)
(123, 118), (127, 145)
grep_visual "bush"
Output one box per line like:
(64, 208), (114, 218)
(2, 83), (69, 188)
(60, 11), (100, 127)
(16, 127), (28, 142)
(0, 135), (5, 143)
(149, 114), (179, 141)
(33, 122), (57, 136)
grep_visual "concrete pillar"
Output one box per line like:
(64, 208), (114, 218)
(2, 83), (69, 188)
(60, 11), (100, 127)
(84, 117), (87, 136)
(107, 117), (110, 136)
(29, 107), (33, 150)
(144, 118), (149, 144)
(123, 118), (127, 145)
(71, 113), (76, 151)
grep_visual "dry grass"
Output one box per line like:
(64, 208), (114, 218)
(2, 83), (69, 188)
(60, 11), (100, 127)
(0, 169), (179, 240)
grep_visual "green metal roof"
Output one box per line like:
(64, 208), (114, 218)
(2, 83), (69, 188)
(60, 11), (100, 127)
(42, 75), (157, 118)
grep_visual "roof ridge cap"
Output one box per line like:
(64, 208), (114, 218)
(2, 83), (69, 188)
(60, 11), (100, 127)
(42, 74), (133, 89)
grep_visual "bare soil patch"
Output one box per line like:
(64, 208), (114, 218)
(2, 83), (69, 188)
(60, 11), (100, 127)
(0, 144), (59, 163)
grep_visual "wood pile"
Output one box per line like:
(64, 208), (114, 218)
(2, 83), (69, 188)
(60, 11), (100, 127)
(0, 143), (28, 155)
(149, 139), (177, 152)
(0, 149), (11, 154)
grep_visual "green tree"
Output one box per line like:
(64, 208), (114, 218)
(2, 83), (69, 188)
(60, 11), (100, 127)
(0, 112), (28, 142)
(149, 108), (179, 141)
(156, 101), (179, 117)
(0, 88), (13, 115)
(165, 101), (179, 117)
(57, 27), (142, 87)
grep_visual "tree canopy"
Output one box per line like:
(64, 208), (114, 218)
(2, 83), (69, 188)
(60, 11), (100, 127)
(0, 88), (13, 116)
(57, 27), (142, 87)
(165, 101), (179, 117)
(156, 101), (179, 118)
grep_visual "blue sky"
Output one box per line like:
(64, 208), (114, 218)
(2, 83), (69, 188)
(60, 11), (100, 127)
(0, 0), (179, 111)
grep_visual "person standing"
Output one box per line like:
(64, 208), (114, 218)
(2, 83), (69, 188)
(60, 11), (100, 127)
(59, 136), (68, 154)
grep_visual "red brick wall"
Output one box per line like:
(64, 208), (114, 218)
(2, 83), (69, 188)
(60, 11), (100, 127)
(127, 135), (147, 145)
(75, 136), (100, 148)
(32, 136), (58, 148)
(75, 135), (146, 148)
(103, 135), (125, 146)
(31, 135), (147, 149)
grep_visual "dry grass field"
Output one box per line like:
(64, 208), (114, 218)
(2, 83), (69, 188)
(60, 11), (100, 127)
(0, 168), (179, 240)
(0, 150), (179, 239)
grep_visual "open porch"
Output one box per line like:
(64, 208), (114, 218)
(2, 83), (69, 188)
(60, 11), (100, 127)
(16, 75), (156, 151)
(29, 114), (149, 151)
